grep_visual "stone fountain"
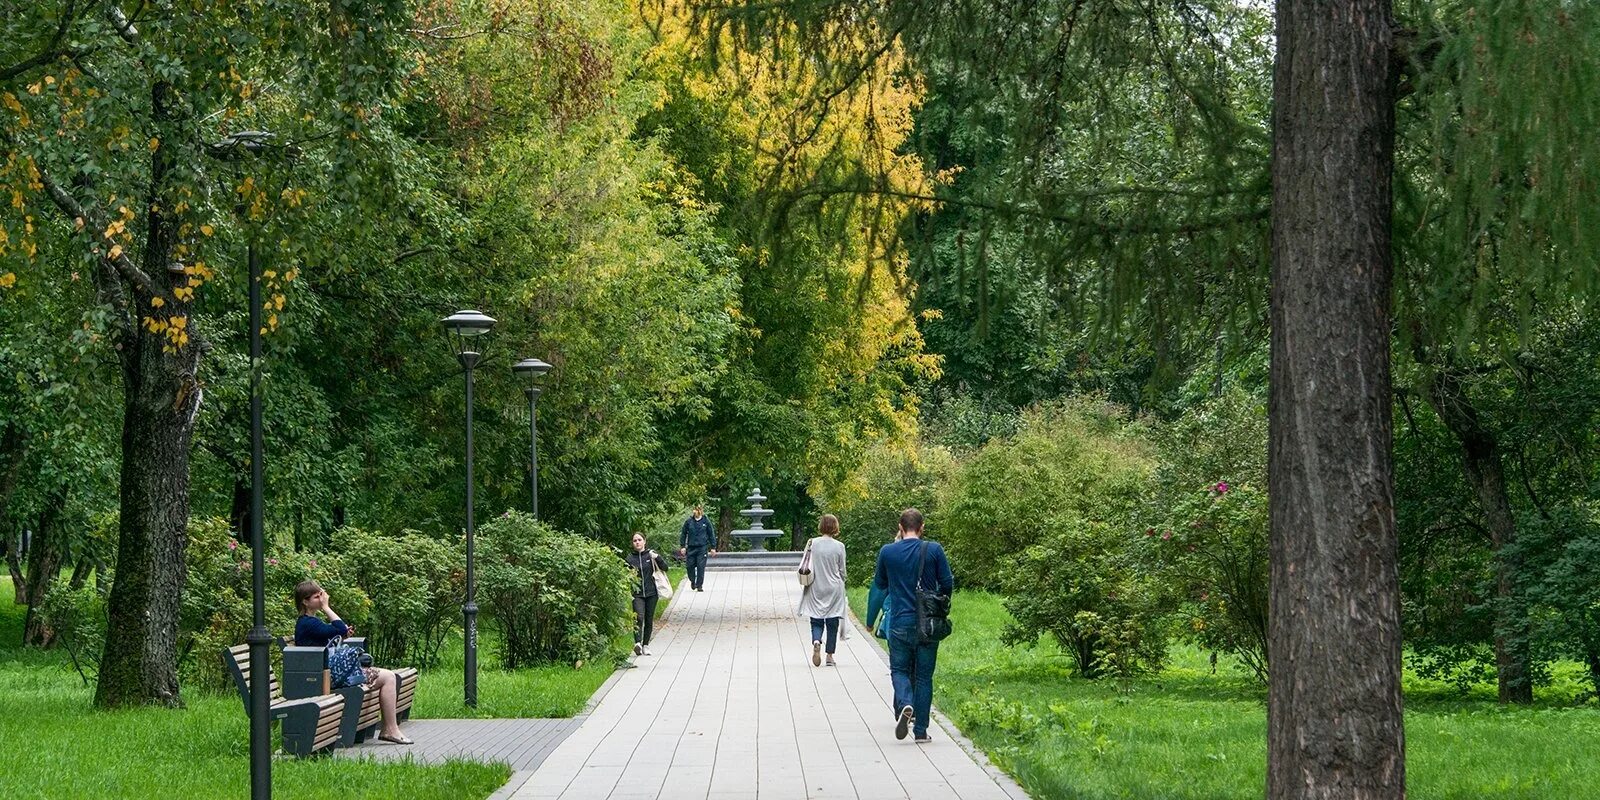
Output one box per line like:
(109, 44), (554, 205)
(729, 488), (783, 552)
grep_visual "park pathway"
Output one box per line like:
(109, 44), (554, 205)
(510, 570), (1029, 800)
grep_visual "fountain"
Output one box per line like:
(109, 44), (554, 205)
(729, 488), (783, 552)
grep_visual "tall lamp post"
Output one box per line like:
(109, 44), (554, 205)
(206, 129), (288, 800)
(441, 309), (496, 708)
(511, 358), (551, 518)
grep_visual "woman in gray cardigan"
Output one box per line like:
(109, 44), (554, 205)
(798, 514), (849, 666)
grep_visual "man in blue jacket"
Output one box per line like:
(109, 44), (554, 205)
(678, 503), (717, 592)
(873, 508), (953, 743)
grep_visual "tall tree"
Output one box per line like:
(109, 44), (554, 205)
(1266, 0), (1404, 796)
(0, 0), (413, 706)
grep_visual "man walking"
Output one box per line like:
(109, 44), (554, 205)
(873, 508), (953, 743)
(678, 503), (717, 592)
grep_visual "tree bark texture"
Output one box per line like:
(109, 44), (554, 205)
(93, 78), (199, 709)
(22, 492), (67, 646)
(1421, 367), (1533, 704)
(1268, 0), (1405, 797)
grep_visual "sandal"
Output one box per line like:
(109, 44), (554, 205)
(378, 734), (414, 745)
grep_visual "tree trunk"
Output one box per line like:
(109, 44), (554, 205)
(1268, 0), (1405, 796)
(4, 536), (24, 604)
(22, 494), (67, 647)
(94, 323), (198, 707)
(716, 487), (736, 551)
(229, 475), (249, 539)
(1422, 366), (1533, 704)
(94, 78), (198, 709)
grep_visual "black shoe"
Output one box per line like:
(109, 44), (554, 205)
(696, 587), (704, 592)
(914, 734), (933, 744)
(895, 706), (913, 740)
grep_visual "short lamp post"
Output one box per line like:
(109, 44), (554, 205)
(511, 358), (551, 519)
(442, 309), (496, 708)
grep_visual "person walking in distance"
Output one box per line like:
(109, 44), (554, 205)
(678, 503), (717, 592)
(873, 508), (953, 743)
(625, 533), (670, 655)
(797, 514), (848, 667)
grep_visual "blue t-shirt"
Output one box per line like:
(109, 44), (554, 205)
(295, 614), (348, 647)
(872, 538), (954, 630)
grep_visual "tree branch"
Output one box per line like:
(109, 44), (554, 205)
(0, 0), (82, 83)
(36, 168), (160, 297)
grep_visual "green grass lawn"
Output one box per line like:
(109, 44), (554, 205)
(849, 587), (1597, 800)
(0, 571), (685, 799)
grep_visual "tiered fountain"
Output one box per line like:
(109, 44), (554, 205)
(707, 487), (803, 571)
(730, 488), (781, 552)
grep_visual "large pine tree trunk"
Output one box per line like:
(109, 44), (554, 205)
(1268, 0), (1405, 796)
(1422, 366), (1533, 704)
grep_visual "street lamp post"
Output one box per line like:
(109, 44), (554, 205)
(205, 129), (288, 800)
(511, 358), (551, 518)
(441, 310), (496, 708)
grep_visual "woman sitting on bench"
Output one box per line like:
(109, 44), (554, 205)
(293, 580), (413, 745)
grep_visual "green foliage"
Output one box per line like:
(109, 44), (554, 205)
(939, 398), (1151, 590)
(476, 511), (633, 669)
(180, 516), (369, 691)
(1142, 389), (1270, 680)
(36, 581), (106, 686)
(326, 526), (462, 668)
(824, 440), (956, 584)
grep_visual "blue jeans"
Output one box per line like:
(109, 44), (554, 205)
(888, 626), (938, 737)
(685, 548), (708, 589)
(810, 617), (840, 653)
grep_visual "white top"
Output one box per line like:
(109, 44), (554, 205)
(796, 536), (848, 619)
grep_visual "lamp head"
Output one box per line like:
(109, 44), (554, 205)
(441, 309), (496, 359)
(511, 357), (552, 382)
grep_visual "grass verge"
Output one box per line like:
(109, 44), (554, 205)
(849, 587), (1598, 800)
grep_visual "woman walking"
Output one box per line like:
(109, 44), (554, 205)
(798, 514), (848, 666)
(625, 532), (670, 656)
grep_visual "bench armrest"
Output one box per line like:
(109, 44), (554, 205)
(281, 646), (330, 699)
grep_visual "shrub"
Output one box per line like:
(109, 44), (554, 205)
(824, 441), (956, 585)
(940, 397), (1151, 590)
(180, 517), (368, 691)
(477, 511), (633, 668)
(1143, 389), (1271, 680)
(327, 527), (463, 668)
(38, 582), (108, 687)
(999, 519), (1169, 681)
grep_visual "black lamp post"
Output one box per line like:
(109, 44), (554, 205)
(511, 358), (551, 518)
(441, 309), (496, 708)
(206, 129), (287, 800)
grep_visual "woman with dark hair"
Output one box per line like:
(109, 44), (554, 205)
(294, 580), (412, 744)
(797, 514), (848, 666)
(625, 533), (671, 656)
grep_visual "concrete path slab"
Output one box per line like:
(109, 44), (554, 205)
(512, 571), (1029, 800)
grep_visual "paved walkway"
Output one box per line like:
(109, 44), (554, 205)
(512, 571), (1029, 800)
(337, 718), (579, 797)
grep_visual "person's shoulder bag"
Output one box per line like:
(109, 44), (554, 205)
(914, 540), (953, 644)
(650, 550), (674, 599)
(797, 539), (815, 586)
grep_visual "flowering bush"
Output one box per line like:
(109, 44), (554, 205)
(1143, 390), (1270, 680)
(180, 517), (368, 691)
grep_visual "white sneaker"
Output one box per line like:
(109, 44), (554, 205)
(642, 646), (652, 655)
(633, 643), (642, 656)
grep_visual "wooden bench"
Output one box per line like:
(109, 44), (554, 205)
(280, 637), (418, 746)
(221, 643), (346, 757)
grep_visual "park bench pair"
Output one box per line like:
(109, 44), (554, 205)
(220, 639), (418, 757)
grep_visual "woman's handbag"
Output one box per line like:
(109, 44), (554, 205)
(913, 540), (953, 643)
(324, 637), (368, 688)
(797, 540), (815, 587)
(651, 551), (674, 599)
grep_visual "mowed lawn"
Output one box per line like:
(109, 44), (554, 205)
(0, 572), (668, 800)
(849, 587), (1597, 800)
